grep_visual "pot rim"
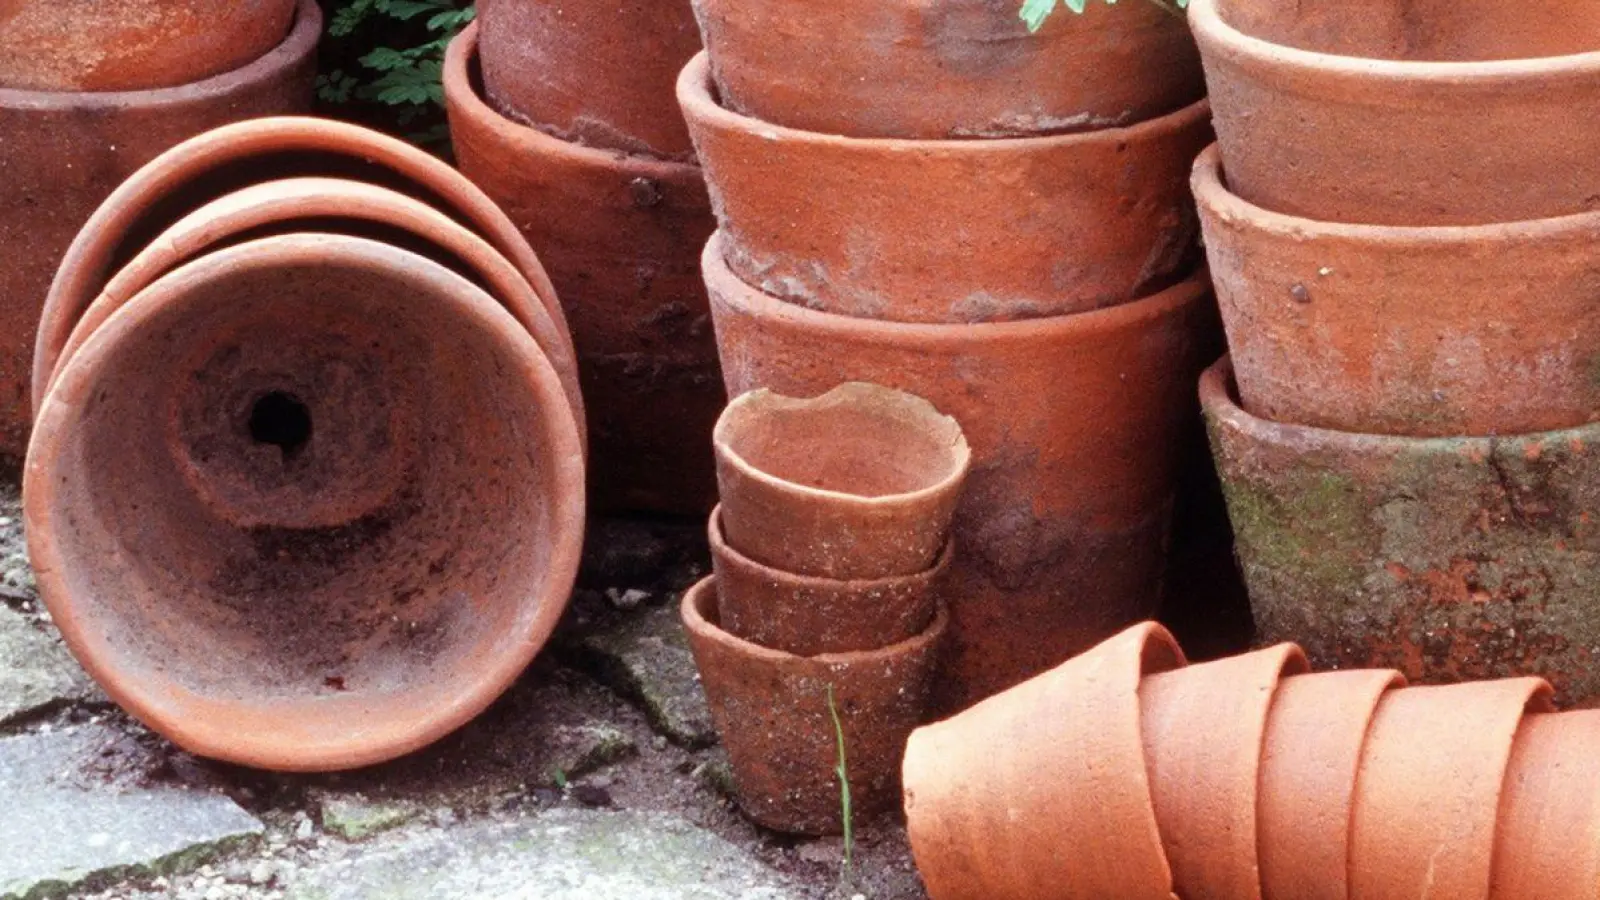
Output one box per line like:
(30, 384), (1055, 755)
(708, 505), (954, 590)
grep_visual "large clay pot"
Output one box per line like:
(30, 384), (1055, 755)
(1491, 710), (1600, 900)
(681, 576), (946, 835)
(0, 0), (319, 471)
(447, 25), (724, 515)
(691, 0), (1202, 140)
(0, 0), (299, 92)
(903, 622), (1187, 900)
(1191, 0), (1600, 225)
(26, 234), (587, 772)
(707, 234), (1215, 710)
(1203, 356), (1600, 706)
(679, 53), (1211, 325)
(1194, 144), (1600, 437)
(477, 0), (700, 159)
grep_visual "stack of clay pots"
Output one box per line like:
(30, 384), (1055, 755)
(683, 382), (967, 834)
(26, 117), (586, 773)
(442, 2), (724, 516)
(1190, 0), (1600, 703)
(682, 0), (1221, 712)
(904, 620), (1600, 900)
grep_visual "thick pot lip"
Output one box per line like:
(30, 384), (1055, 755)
(708, 505), (953, 591)
(25, 233), (587, 772)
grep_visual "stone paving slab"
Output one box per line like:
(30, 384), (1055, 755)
(563, 600), (717, 748)
(0, 606), (98, 728)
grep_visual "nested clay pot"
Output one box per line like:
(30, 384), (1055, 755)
(903, 622), (1187, 900)
(1194, 144), (1600, 437)
(679, 53), (1211, 325)
(714, 383), (970, 581)
(681, 576), (945, 835)
(1491, 710), (1600, 900)
(447, 24), (724, 515)
(1203, 356), (1600, 707)
(25, 234), (586, 772)
(1191, 0), (1600, 225)
(0, 0), (319, 471)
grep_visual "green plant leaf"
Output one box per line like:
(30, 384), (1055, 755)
(1020, 0), (1057, 31)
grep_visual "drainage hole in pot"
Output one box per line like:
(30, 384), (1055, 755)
(249, 392), (313, 462)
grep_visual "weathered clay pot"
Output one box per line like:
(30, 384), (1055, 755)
(477, 0), (700, 159)
(691, 0), (1202, 139)
(707, 234), (1215, 710)
(714, 383), (970, 581)
(903, 622), (1187, 900)
(1203, 356), (1600, 706)
(1194, 144), (1600, 437)
(1191, 0), (1600, 225)
(26, 234), (586, 772)
(0, 0), (319, 471)
(0, 0), (299, 92)
(1491, 710), (1600, 900)
(447, 25), (723, 515)
(679, 53), (1211, 325)
(681, 576), (945, 835)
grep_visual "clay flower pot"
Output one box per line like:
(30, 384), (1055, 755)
(447, 24), (724, 515)
(1191, 0), (1600, 225)
(708, 507), (947, 656)
(1203, 356), (1600, 706)
(1491, 710), (1600, 900)
(1194, 144), (1600, 437)
(477, 0), (700, 159)
(0, 0), (319, 470)
(679, 53), (1211, 325)
(681, 576), (946, 835)
(691, 0), (1201, 139)
(714, 382), (970, 581)
(26, 234), (586, 772)
(0, 0), (299, 92)
(903, 622), (1186, 900)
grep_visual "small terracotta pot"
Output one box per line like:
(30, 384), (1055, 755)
(1194, 145), (1600, 437)
(714, 382), (970, 581)
(681, 576), (945, 835)
(447, 25), (723, 516)
(679, 53), (1211, 325)
(26, 234), (586, 772)
(0, 0), (299, 92)
(477, 0), (700, 159)
(1349, 678), (1554, 900)
(1192, 0), (1600, 225)
(1491, 710), (1600, 900)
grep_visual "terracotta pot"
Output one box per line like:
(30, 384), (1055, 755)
(0, 0), (318, 471)
(707, 234), (1215, 710)
(903, 621), (1186, 900)
(1349, 678), (1554, 900)
(1191, 0), (1600, 225)
(1491, 710), (1600, 900)
(1194, 144), (1600, 437)
(678, 53), (1211, 325)
(691, 0), (1202, 140)
(714, 382), (971, 581)
(0, 0), (299, 92)
(477, 0), (700, 159)
(447, 25), (723, 516)
(681, 576), (945, 835)
(1203, 356), (1600, 706)
(25, 234), (586, 772)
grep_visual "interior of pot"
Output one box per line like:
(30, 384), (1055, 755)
(1214, 0), (1600, 61)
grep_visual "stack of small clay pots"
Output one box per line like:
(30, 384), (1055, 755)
(904, 620), (1600, 900)
(1189, 0), (1600, 704)
(683, 382), (969, 834)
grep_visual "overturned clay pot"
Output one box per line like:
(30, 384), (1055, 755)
(1491, 710), (1600, 900)
(26, 234), (586, 772)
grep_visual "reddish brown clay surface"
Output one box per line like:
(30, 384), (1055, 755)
(0, 0), (298, 92)
(25, 234), (586, 772)
(477, 0), (700, 159)
(0, 0), (318, 471)
(448, 26), (724, 515)
(1491, 710), (1600, 900)
(1195, 145), (1600, 437)
(679, 53), (1211, 325)
(707, 234), (1215, 710)
(1349, 679), (1553, 900)
(903, 622), (1186, 900)
(1193, 0), (1600, 225)
(714, 383), (970, 581)
(681, 576), (945, 835)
